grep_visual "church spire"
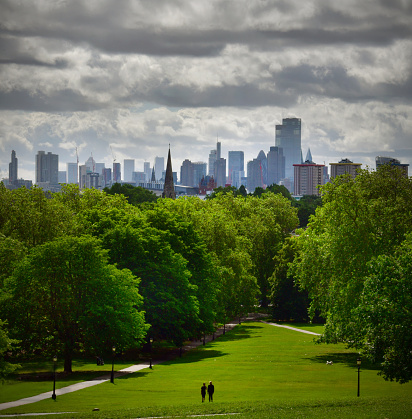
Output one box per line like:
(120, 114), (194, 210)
(162, 145), (176, 199)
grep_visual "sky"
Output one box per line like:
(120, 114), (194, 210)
(1, 0), (412, 182)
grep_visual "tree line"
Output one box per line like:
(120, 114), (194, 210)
(0, 183), (298, 375)
(1, 164), (410, 384)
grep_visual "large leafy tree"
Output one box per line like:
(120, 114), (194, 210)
(143, 204), (219, 337)
(0, 184), (75, 247)
(355, 237), (412, 383)
(101, 225), (200, 347)
(292, 165), (412, 382)
(104, 183), (158, 205)
(4, 235), (147, 373)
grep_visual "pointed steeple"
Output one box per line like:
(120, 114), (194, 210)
(162, 145), (176, 199)
(305, 148), (313, 163)
(151, 166), (156, 182)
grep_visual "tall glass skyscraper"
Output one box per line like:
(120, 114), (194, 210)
(228, 151), (244, 188)
(275, 118), (302, 190)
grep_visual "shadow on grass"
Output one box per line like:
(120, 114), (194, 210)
(305, 352), (381, 371)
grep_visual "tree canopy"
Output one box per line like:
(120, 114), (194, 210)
(291, 166), (412, 383)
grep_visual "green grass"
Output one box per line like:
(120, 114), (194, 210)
(1, 322), (411, 418)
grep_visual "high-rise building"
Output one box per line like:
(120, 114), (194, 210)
(35, 151), (58, 184)
(330, 158), (362, 179)
(124, 159), (135, 182)
(144, 162), (151, 182)
(247, 158), (264, 193)
(113, 162), (121, 183)
(180, 159), (194, 186)
(9, 150), (18, 184)
(193, 162), (207, 187)
(375, 156), (409, 177)
(256, 150), (267, 185)
(293, 160), (325, 196)
(155, 156), (164, 181)
(67, 163), (78, 184)
(102, 168), (112, 187)
(58, 171), (66, 183)
(228, 151), (244, 188)
(275, 118), (302, 190)
(208, 149), (217, 177)
(267, 146), (285, 186)
(214, 158), (226, 188)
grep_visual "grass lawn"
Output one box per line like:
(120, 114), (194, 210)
(1, 322), (411, 418)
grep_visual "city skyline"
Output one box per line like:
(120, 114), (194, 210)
(1, 1), (411, 180)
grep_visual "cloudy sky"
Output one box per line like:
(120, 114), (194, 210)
(1, 0), (412, 182)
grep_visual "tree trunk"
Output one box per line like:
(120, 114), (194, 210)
(64, 356), (72, 373)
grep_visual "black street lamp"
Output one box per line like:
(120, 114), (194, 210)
(357, 357), (361, 397)
(149, 337), (153, 369)
(52, 355), (57, 400)
(110, 346), (116, 384)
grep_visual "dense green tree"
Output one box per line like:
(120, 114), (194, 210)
(292, 166), (412, 382)
(143, 204), (219, 336)
(101, 225), (200, 347)
(354, 236), (412, 383)
(104, 183), (158, 205)
(4, 236), (147, 372)
(0, 184), (75, 247)
(160, 196), (259, 324)
(265, 184), (293, 201)
(293, 195), (322, 228)
(269, 238), (310, 321)
(0, 319), (20, 381)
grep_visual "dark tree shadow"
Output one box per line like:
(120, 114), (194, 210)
(305, 352), (381, 371)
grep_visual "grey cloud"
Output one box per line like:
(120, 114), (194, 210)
(0, 89), (102, 112)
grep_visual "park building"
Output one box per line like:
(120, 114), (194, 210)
(330, 158), (362, 179)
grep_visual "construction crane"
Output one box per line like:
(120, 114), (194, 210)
(110, 146), (116, 163)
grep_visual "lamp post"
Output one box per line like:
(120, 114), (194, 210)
(357, 357), (361, 397)
(149, 337), (153, 369)
(52, 355), (57, 400)
(110, 346), (116, 383)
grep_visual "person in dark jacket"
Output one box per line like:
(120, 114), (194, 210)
(201, 383), (207, 402)
(207, 381), (214, 402)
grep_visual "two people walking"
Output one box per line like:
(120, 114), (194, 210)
(201, 381), (214, 402)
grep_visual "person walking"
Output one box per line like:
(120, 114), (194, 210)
(207, 381), (214, 402)
(201, 383), (207, 402)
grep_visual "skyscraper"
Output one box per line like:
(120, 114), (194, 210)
(228, 151), (244, 188)
(208, 141), (221, 177)
(180, 159), (194, 186)
(144, 162), (151, 182)
(113, 162), (121, 183)
(247, 158), (264, 193)
(124, 159), (135, 182)
(35, 151), (58, 184)
(214, 157), (226, 188)
(9, 150), (18, 184)
(267, 146), (285, 186)
(155, 156), (165, 181)
(67, 163), (78, 184)
(192, 162), (207, 187)
(275, 118), (302, 190)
